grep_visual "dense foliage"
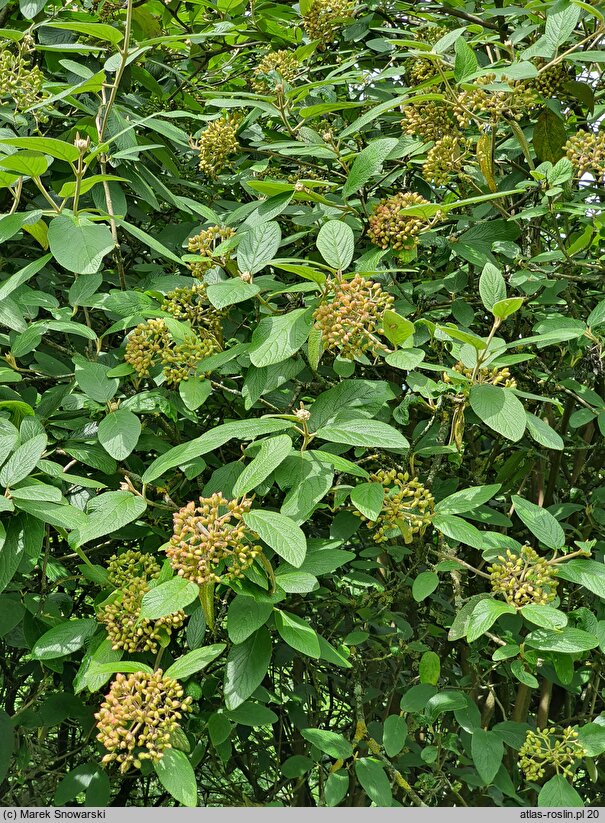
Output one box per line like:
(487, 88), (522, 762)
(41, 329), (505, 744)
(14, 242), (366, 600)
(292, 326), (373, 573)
(1, 0), (605, 808)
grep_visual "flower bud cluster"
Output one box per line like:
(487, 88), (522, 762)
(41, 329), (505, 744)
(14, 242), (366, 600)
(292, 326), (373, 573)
(124, 318), (170, 378)
(488, 545), (558, 607)
(303, 0), (355, 47)
(95, 670), (193, 773)
(564, 131), (605, 179)
(313, 274), (394, 359)
(454, 75), (538, 127)
(161, 335), (218, 386)
(252, 50), (300, 93)
(0, 51), (45, 111)
(443, 362), (517, 389)
(97, 550), (186, 653)
(367, 192), (438, 251)
(187, 226), (236, 277)
(401, 100), (458, 143)
(193, 118), (239, 178)
(405, 25), (447, 86)
(519, 727), (585, 782)
(422, 136), (469, 185)
(167, 494), (261, 586)
(161, 284), (221, 336)
(527, 63), (570, 98)
(357, 469), (434, 544)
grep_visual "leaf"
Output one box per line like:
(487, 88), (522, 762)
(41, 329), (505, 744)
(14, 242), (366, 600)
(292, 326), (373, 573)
(469, 384), (527, 442)
(226, 701), (277, 727)
(206, 280), (260, 309)
(525, 628), (599, 654)
(454, 37), (478, 81)
(520, 604), (568, 630)
(435, 484), (501, 515)
(97, 409), (141, 460)
(233, 434), (292, 496)
(48, 214), (114, 275)
(54, 763), (108, 806)
(140, 578), (199, 620)
(381, 310), (415, 347)
(419, 651), (440, 685)
(342, 138), (399, 197)
(116, 219), (183, 265)
(556, 559), (605, 599)
(179, 378), (212, 412)
(0, 151), (49, 177)
(471, 730), (504, 785)
(164, 644), (226, 679)
(237, 221), (281, 274)
(0, 254), (52, 302)
(301, 728), (353, 760)
(491, 297), (524, 320)
(432, 513), (485, 549)
(249, 308), (312, 367)
(355, 758), (392, 806)
(227, 596), (274, 644)
(73, 357), (118, 403)
(467, 599), (516, 643)
(224, 627), (272, 710)
(243, 509), (307, 567)
(511, 495), (565, 549)
(350, 482), (384, 521)
(316, 221), (355, 271)
(545, 4), (581, 50)
(525, 412), (564, 451)
(383, 715), (407, 758)
(412, 571), (439, 602)
(534, 108), (567, 164)
(315, 419), (409, 450)
(538, 775), (584, 808)
(44, 21), (124, 44)
(275, 610), (320, 658)
(0, 433), (46, 487)
(0, 136), (80, 163)
(142, 419), (295, 483)
(31, 619), (97, 660)
(71, 491), (147, 547)
(153, 749), (197, 807)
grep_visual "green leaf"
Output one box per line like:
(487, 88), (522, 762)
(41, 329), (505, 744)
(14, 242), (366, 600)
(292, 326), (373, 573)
(467, 599), (516, 643)
(525, 412), (564, 451)
(511, 495), (565, 549)
(381, 310), (415, 347)
(471, 730), (504, 785)
(556, 559), (605, 599)
(116, 219), (183, 265)
(227, 596), (273, 644)
(249, 308), (312, 367)
(164, 644), (226, 679)
(140, 578), (199, 620)
(355, 758), (392, 806)
(525, 628), (599, 654)
(98, 409), (141, 460)
(342, 138), (399, 197)
(233, 434), (292, 496)
(226, 701), (278, 727)
(243, 509), (306, 567)
(44, 21), (124, 44)
(520, 604), (568, 630)
(0, 433), (46, 487)
(538, 775), (583, 808)
(545, 4), (581, 50)
(419, 650), (440, 685)
(206, 280), (260, 309)
(179, 378), (212, 412)
(454, 37), (478, 81)
(224, 627), (272, 710)
(0, 137), (80, 163)
(578, 723), (605, 757)
(153, 748), (197, 807)
(432, 513), (484, 549)
(435, 484), (501, 515)
(300, 728), (353, 760)
(469, 385), (527, 442)
(237, 221), (281, 274)
(48, 214), (114, 275)
(316, 419), (409, 450)
(534, 108), (566, 164)
(350, 482), (384, 521)
(316, 221), (355, 270)
(382, 715), (407, 758)
(412, 571), (439, 602)
(71, 491), (146, 547)
(73, 357), (118, 403)
(275, 610), (320, 658)
(31, 619), (97, 660)
(0, 254), (52, 302)
(0, 151), (49, 177)
(491, 297), (524, 320)
(54, 763), (108, 806)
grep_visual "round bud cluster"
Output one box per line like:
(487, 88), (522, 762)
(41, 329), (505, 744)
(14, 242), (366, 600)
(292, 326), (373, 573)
(367, 192), (438, 251)
(443, 361), (517, 389)
(161, 284), (223, 341)
(0, 51), (45, 111)
(357, 469), (435, 544)
(193, 118), (239, 178)
(124, 318), (170, 377)
(98, 551), (186, 653)
(95, 670), (193, 774)
(401, 100), (458, 143)
(454, 75), (538, 127)
(405, 25), (447, 86)
(187, 226), (236, 277)
(160, 334), (219, 386)
(488, 545), (558, 607)
(302, 0), (355, 47)
(415, 24), (449, 45)
(422, 136), (469, 185)
(527, 63), (570, 98)
(92, 0), (122, 22)
(564, 131), (605, 179)
(167, 494), (261, 586)
(313, 274), (394, 360)
(518, 727), (585, 782)
(252, 50), (300, 93)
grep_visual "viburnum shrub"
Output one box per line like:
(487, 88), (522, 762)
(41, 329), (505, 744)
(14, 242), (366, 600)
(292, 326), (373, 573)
(2, 0), (605, 810)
